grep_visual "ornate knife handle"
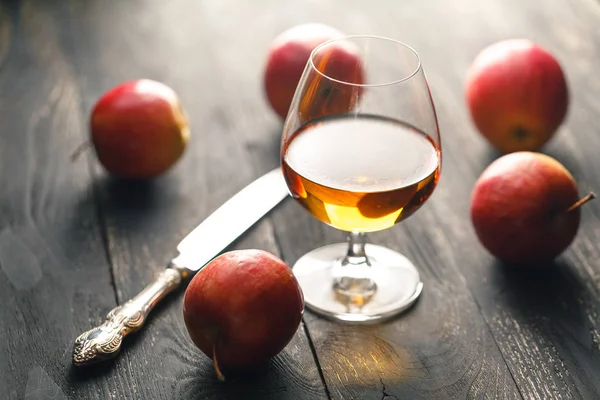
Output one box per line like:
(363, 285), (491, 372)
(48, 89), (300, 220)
(73, 265), (183, 367)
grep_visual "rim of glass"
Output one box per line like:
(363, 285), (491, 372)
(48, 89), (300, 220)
(309, 35), (422, 88)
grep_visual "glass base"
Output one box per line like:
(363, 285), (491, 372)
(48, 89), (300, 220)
(292, 243), (423, 324)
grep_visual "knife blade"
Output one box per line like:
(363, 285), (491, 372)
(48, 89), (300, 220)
(174, 168), (288, 272)
(72, 168), (289, 367)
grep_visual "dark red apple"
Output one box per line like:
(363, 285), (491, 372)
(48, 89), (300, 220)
(183, 249), (304, 381)
(465, 39), (569, 153)
(263, 23), (345, 119)
(470, 151), (594, 265)
(90, 79), (189, 179)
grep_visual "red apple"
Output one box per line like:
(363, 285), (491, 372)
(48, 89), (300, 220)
(470, 151), (594, 265)
(465, 39), (569, 153)
(90, 79), (189, 179)
(263, 23), (345, 119)
(297, 39), (365, 123)
(183, 249), (304, 381)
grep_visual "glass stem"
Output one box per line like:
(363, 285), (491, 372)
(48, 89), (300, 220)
(346, 231), (369, 264)
(333, 232), (377, 298)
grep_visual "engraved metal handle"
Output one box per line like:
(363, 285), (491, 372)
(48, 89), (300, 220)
(72, 265), (183, 367)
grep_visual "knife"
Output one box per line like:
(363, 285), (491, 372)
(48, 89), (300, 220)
(72, 168), (289, 367)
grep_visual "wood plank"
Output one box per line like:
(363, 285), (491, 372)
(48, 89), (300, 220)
(206, 1), (522, 399)
(0, 1), (118, 399)
(387, 0), (600, 398)
(61, 1), (328, 398)
(3, 0), (597, 399)
(236, 0), (600, 398)
(276, 0), (600, 398)
(264, 201), (524, 400)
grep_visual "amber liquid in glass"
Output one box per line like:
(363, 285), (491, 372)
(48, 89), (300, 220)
(282, 115), (441, 232)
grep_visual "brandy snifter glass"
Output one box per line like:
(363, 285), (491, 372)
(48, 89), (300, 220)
(281, 35), (442, 323)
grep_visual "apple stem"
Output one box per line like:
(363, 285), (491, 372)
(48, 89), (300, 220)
(70, 140), (92, 162)
(566, 192), (596, 212)
(212, 343), (225, 382)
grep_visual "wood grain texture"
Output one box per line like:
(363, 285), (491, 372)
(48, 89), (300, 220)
(393, 0), (600, 398)
(2, 0), (600, 399)
(237, 0), (600, 398)
(209, 1), (522, 398)
(249, 78), (523, 399)
(297, 0), (600, 398)
(62, 0), (327, 399)
(0, 0), (117, 399)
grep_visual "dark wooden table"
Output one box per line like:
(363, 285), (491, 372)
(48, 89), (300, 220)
(2, 0), (600, 399)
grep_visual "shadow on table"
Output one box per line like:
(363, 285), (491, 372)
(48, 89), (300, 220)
(68, 357), (116, 383)
(176, 357), (293, 400)
(483, 142), (580, 174)
(91, 171), (184, 249)
(492, 258), (589, 333)
(96, 174), (168, 212)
